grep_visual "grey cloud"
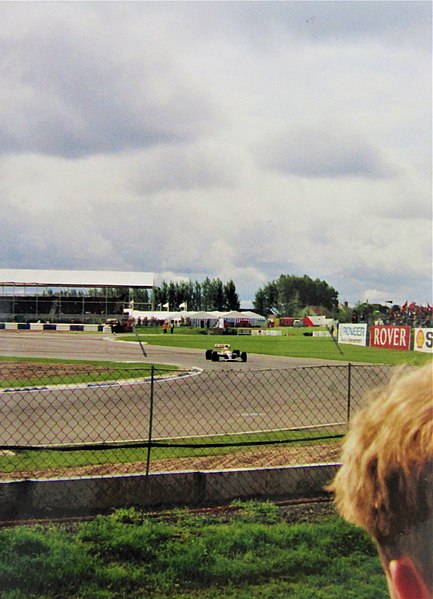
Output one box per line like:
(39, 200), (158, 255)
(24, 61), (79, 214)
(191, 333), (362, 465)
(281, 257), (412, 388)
(261, 125), (394, 179)
(128, 144), (243, 194)
(332, 268), (432, 306)
(0, 6), (219, 158)
(258, 2), (429, 50)
(161, 1), (431, 51)
(288, 1), (432, 49)
(0, 2), (430, 308)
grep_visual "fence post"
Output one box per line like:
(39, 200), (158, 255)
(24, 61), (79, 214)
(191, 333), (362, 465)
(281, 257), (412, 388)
(145, 365), (155, 478)
(346, 362), (352, 423)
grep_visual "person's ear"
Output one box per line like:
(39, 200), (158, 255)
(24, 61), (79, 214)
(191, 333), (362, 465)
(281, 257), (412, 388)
(389, 557), (431, 599)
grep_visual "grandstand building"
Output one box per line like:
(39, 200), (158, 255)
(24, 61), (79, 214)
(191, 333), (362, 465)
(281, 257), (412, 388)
(0, 269), (154, 324)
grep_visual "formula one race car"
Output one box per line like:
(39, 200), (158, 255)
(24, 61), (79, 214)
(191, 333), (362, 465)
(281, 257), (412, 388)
(205, 343), (247, 362)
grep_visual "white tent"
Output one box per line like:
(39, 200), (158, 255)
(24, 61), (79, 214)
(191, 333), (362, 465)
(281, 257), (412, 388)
(242, 311), (266, 319)
(221, 311), (267, 326)
(124, 308), (267, 328)
(188, 311), (217, 319)
(239, 311), (267, 325)
(124, 309), (186, 322)
(188, 311), (219, 326)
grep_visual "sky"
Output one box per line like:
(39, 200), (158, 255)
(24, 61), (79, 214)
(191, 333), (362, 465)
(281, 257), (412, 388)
(0, 1), (431, 307)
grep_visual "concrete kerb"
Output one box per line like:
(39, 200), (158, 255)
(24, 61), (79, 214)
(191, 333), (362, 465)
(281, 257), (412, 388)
(0, 463), (340, 519)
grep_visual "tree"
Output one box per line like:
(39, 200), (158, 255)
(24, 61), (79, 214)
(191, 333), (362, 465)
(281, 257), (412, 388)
(192, 281), (202, 311)
(211, 278), (225, 311)
(353, 301), (387, 324)
(224, 280), (240, 311)
(133, 288), (150, 310)
(253, 288), (267, 315)
(151, 277), (241, 312)
(201, 277), (212, 311)
(177, 280), (193, 310)
(253, 274), (338, 315)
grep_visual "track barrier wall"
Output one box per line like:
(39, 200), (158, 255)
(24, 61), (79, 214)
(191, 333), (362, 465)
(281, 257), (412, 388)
(0, 322), (104, 332)
(0, 363), (395, 518)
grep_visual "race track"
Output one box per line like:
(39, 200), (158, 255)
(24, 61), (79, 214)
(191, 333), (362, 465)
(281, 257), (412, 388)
(0, 331), (343, 370)
(0, 332), (352, 447)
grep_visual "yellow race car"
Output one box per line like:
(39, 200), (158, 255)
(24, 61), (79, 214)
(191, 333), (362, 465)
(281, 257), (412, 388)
(205, 343), (247, 362)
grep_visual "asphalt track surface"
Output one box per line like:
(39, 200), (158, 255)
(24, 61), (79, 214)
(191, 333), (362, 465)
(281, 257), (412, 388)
(0, 332), (350, 446)
(0, 331), (343, 370)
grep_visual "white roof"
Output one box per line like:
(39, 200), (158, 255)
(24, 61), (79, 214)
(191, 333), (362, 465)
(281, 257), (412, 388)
(240, 311), (267, 320)
(0, 269), (154, 288)
(124, 309), (268, 322)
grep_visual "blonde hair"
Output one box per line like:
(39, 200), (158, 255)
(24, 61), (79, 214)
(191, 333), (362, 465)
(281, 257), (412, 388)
(329, 363), (433, 588)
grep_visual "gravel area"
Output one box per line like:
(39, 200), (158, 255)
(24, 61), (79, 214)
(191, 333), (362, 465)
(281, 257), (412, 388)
(0, 361), (115, 382)
(1, 443), (341, 480)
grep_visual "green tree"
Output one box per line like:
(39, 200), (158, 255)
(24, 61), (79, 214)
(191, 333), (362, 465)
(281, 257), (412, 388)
(253, 288), (267, 315)
(253, 274), (338, 315)
(201, 277), (212, 311)
(177, 280), (194, 310)
(224, 280), (240, 310)
(353, 301), (387, 324)
(210, 278), (225, 311)
(192, 281), (202, 311)
(131, 288), (150, 310)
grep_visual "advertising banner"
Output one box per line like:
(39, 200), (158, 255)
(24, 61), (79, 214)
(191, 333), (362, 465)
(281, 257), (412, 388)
(369, 325), (411, 351)
(338, 323), (368, 346)
(413, 328), (433, 353)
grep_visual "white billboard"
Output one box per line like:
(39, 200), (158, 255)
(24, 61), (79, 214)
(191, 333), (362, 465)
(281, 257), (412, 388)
(413, 328), (433, 353)
(338, 323), (368, 346)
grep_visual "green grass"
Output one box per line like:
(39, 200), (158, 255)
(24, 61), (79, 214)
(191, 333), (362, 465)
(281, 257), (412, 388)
(0, 502), (388, 598)
(120, 328), (433, 366)
(0, 427), (343, 475)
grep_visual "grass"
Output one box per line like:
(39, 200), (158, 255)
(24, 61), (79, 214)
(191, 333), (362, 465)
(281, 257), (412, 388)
(0, 502), (389, 598)
(0, 427), (343, 475)
(120, 327), (433, 366)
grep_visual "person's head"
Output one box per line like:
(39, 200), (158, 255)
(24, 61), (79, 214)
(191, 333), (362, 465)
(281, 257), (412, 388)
(329, 363), (433, 599)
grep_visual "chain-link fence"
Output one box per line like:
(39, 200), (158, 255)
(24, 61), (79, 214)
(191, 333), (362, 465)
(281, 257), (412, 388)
(0, 362), (398, 517)
(0, 363), (394, 513)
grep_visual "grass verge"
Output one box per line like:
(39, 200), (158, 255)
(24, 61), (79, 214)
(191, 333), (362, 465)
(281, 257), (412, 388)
(121, 328), (433, 366)
(0, 501), (388, 598)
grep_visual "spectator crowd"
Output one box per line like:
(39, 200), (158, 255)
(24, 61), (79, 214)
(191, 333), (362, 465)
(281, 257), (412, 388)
(387, 302), (432, 328)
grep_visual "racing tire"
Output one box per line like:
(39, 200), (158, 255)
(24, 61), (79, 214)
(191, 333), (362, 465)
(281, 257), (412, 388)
(211, 351), (219, 362)
(241, 352), (247, 362)
(232, 350), (240, 358)
(205, 349), (212, 360)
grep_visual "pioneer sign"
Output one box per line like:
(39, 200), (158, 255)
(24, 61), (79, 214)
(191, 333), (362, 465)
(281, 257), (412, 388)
(337, 323), (368, 346)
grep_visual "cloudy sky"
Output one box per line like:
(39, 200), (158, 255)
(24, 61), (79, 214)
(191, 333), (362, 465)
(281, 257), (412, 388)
(1, 1), (431, 306)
